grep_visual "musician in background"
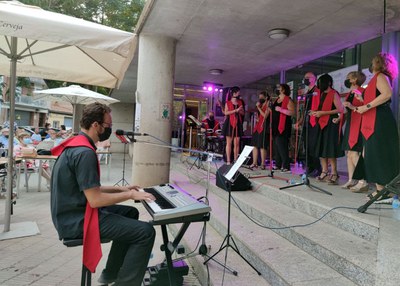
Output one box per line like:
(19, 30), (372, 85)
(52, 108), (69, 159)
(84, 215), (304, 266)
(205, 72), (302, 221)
(202, 111), (220, 136)
(50, 103), (155, 286)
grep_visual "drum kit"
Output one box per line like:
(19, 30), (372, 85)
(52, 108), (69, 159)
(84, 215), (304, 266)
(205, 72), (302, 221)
(197, 128), (223, 154)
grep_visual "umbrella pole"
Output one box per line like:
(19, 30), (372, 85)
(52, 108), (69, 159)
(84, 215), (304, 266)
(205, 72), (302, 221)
(72, 104), (77, 133)
(3, 37), (17, 233)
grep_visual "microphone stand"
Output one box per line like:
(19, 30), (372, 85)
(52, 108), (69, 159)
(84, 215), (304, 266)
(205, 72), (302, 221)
(134, 137), (237, 275)
(247, 100), (287, 181)
(279, 93), (332, 195)
(114, 134), (130, 186)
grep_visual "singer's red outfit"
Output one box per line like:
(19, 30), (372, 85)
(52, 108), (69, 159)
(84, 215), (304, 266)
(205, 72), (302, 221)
(222, 100), (244, 137)
(51, 132), (155, 286)
(314, 89), (344, 159)
(341, 87), (365, 152)
(353, 74), (399, 185)
(252, 102), (269, 149)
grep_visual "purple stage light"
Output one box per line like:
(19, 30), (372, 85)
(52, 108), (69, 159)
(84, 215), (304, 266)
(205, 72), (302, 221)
(207, 86), (213, 91)
(203, 86), (207, 90)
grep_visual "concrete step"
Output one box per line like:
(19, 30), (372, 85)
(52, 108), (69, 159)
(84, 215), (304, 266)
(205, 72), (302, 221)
(178, 158), (380, 245)
(173, 166), (358, 285)
(168, 221), (271, 286)
(170, 159), (377, 285)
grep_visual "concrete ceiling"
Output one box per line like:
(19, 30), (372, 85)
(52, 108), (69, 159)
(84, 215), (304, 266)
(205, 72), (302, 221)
(112, 0), (400, 102)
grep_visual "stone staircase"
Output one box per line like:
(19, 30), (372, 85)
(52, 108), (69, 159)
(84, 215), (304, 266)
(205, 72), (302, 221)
(168, 155), (398, 286)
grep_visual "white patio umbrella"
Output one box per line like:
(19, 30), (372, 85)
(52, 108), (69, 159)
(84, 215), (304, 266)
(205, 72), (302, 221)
(0, 1), (136, 234)
(33, 85), (120, 132)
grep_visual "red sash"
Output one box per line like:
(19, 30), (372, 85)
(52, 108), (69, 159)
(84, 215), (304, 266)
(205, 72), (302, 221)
(52, 135), (102, 273)
(227, 100), (243, 128)
(202, 119), (220, 136)
(347, 87), (365, 148)
(254, 103), (268, 134)
(277, 96), (289, 134)
(361, 73), (378, 140)
(309, 88), (320, 127)
(318, 89), (336, 130)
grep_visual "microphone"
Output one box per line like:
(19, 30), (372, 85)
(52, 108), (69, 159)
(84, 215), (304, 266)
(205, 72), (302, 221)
(115, 129), (148, 136)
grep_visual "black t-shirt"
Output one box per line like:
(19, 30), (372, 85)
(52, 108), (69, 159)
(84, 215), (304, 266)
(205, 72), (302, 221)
(50, 133), (100, 239)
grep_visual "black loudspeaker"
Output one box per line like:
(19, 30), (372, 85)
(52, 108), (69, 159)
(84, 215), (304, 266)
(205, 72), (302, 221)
(216, 164), (252, 191)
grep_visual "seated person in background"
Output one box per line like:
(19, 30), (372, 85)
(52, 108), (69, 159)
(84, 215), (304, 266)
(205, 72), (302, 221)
(0, 128), (19, 151)
(14, 132), (51, 186)
(202, 111), (220, 136)
(44, 129), (63, 147)
(31, 127), (42, 144)
(96, 138), (111, 162)
(40, 123), (51, 139)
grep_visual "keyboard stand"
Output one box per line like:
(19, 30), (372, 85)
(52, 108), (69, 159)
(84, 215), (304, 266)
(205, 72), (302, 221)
(152, 213), (210, 286)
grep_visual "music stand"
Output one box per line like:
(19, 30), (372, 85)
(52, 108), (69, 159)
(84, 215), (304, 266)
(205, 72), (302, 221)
(279, 94), (332, 195)
(114, 134), (132, 186)
(204, 146), (261, 276)
(186, 115), (202, 154)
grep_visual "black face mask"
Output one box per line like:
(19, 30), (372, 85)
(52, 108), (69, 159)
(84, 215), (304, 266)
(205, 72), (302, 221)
(344, 79), (352, 89)
(4, 135), (9, 139)
(275, 89), (280, 96)
(303, 78), (310, 86)
(209, 116), (214, 121)
(99, 127), (112, 142)
(259, 99), (266, 104)
(368, 64), (373, 73)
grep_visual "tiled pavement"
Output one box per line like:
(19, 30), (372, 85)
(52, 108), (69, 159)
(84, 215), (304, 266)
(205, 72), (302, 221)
(0, 154), (201, 286)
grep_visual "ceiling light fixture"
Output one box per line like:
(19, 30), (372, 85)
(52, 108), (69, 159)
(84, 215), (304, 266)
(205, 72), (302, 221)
(268, 28), (290, 39)
(209, 69), (223, 75)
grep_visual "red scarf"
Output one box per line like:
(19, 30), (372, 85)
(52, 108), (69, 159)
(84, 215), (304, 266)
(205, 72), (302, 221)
(347, 87), (365, 148)
(52, 135), (102, 274)
(254, 103), (268, 134)
(309, 88), (320, 127)
(202, 118), (220, 136)
(277, 96), (289, 134)
(227, 100), (243, 128)
(318, 89), (336, 130)
(361, 73), (379, 140)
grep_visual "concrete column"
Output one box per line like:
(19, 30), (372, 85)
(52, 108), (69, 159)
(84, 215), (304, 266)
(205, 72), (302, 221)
(133, 34), (176, 186)
(381, 31), (400, 122)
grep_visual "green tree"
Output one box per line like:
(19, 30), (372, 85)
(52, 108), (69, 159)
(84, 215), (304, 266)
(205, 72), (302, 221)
(19, 0), (145, 32)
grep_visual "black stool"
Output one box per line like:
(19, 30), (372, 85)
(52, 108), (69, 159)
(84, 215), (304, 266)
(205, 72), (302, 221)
(63, 238), (111, 286)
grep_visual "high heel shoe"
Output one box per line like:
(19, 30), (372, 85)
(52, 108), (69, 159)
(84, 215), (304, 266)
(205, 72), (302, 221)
(327, 173), (340, 185)
(316, 171), (329, 182)
(341, 180), (357, 189)
(351, 182), (369, 193)
(249, 164), (258, 170)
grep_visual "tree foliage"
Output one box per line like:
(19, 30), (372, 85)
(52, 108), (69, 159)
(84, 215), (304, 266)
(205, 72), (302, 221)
(18, 0), (145, 32)
(16, 0), (145, 93)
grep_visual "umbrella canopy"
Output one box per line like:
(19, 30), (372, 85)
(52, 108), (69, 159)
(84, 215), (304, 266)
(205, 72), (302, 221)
(33, 85), (120, 105)
(0, 1), (135, 233)
(0, 1), (136, 88)
(34, 85), (120, 132)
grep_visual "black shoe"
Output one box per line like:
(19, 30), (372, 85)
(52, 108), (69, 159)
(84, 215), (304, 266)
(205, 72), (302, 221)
(98, 271), (117, 285)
